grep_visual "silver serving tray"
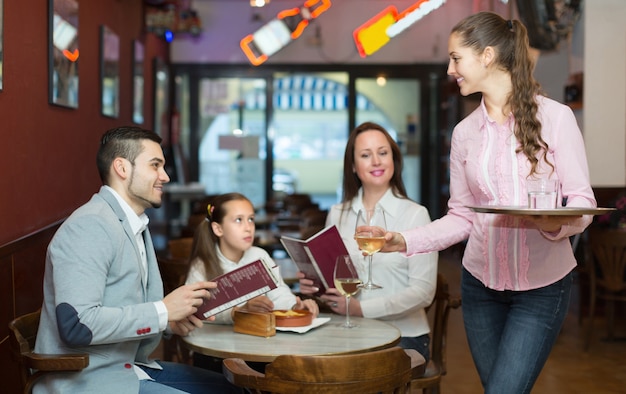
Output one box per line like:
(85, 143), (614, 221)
(467, 206), (616, 216)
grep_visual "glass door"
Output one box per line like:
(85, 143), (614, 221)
(271, 72), (349, 209)
(172, 64), (450, 219)
(196, 77), (268, 208)
(355, 77), (421, 203)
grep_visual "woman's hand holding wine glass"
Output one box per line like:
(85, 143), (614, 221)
(354, 207), (386, 290)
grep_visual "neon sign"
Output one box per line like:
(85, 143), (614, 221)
(62, 49), (79, 62)
(353, 0), (446, 57)
(240, 0), (332, 66)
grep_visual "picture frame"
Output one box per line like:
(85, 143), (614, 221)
(0, 0), (4, 91)
(48, 0), (79, 108)
(100, 25), (119, 118)
(132, 39), (145, 124)
(153, 57), (170, 141)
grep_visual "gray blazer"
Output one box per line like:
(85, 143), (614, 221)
(34, 186), (165, 393)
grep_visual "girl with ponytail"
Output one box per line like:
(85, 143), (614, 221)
(185, 192), (318, 325)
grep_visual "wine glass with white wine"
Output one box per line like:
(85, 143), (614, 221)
(333, 255), (362, 328)
(354, 207), (386, 290)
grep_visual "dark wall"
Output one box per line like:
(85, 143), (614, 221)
(0, 1), (169, 390)
(0, 0), (169, 246)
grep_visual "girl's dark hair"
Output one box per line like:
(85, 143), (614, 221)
(188, 192), (252, 279)
(452, 11), (552, 176)
(341, 122), (407, 209)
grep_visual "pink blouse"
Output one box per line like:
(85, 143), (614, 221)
(402, 96), (596, 291)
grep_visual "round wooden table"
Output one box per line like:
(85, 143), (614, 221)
(182, 313), (401, 362)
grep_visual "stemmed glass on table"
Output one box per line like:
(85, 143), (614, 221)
(354, 207), (387, 290)
(333, 255), (362, 328)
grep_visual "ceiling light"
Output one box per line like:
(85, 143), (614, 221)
(250, 0), (270, 7)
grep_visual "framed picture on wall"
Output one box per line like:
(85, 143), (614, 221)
(48, 0), (79, 108)
(100, 25), (120, 118)
(132, 40), (145, 124)
(153, 57), (170, 143)
(1, 0), (4, 91)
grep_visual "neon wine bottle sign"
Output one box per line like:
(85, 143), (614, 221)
(353, 0), (446, 57)
(240, 0), (332, 66)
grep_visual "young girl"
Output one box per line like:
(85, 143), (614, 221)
(185, 192), (318, 325)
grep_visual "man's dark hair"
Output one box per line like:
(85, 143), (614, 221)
(96, 126), (162, 184)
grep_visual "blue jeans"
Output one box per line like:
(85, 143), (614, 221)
(138, 361), (242, 394)
(461, 268), (572, 394)
(399, 334), (430, 363)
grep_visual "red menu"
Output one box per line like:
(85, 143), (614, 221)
(194, 259), (279, 320)
(280, 225), (349, 296)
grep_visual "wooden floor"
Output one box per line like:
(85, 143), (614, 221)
(434, 248), (626, 394)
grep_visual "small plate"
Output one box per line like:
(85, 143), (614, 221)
(273, 309), (314, 327)
(275, 317), (331, 334)
(467, 206), (616, 216)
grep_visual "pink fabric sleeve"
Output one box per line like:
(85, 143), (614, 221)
(401, 126), (474, 256)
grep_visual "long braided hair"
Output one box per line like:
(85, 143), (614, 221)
(452, 11), (553, 176)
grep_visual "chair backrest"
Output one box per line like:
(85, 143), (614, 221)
(181, 213), (207, 237)
(156, 257), (194, 363)
(8, 309), (89, 393)
(9, 310), (40, 389)
(168, 237), (194, 260)
(158, 257), (189, 294)
(588, 228), (626, 292)
(299, 209), (328, 240)
(284, 193), (314, 210)
(410, 273), (462, 392)
(429, 273), (462, 375)
(224, 346), (424, 394)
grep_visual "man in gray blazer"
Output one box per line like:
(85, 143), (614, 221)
(34, 126), (239, 393)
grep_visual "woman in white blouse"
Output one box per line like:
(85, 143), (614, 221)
(298, 122), (437, 361)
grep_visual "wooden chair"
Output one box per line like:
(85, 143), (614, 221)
(584, 228), (626, 351)
(190, 194), (219, 216)
(297, 209), (327, 240)
(168, 237), (194, 260)
(8, 309), (89, 394)
(180, 212), (206, 237)
(222, 346), (426, 394)
(158, 257), (193, 364)
(265, 199), (285, 215)
(158, 256), (189, 294)
(284, 193), (314, 212)
(180, 194), (218, 237)
(411, 273), (462, 394)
